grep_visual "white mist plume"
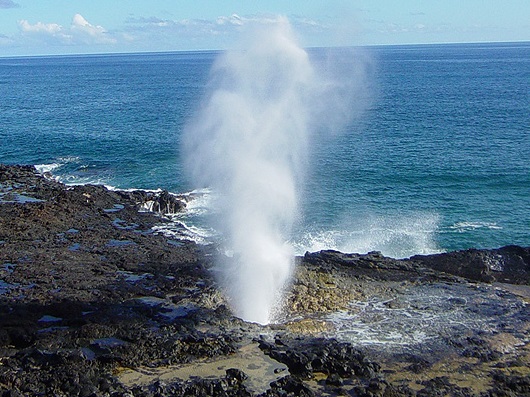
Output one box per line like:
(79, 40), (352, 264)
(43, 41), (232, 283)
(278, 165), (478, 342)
(183, 17), (366, 324)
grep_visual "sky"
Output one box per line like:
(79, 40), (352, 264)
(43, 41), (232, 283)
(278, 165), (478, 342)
(0, 0), (529, 56)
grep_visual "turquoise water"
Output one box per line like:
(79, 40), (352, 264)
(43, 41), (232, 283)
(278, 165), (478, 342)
(1, 43), (529, 257)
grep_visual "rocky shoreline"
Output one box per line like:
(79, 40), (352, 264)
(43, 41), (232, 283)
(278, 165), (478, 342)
(1, 164), (529, 396)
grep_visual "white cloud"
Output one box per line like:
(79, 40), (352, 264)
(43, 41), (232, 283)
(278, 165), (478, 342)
(4, 12), (328, 54)
(216, 14), (244, 26)
(127, 13), (322, 33)
(18, 19), (63, 35)
(17, 14), (116, 47)
(219, 13), (310, 27)
(124, 13), (324, 45)
(18, 19), (72, 44)
(71, 13), (116, 44)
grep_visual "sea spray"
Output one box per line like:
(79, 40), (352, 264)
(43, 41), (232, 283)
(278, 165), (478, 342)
(183, 17), (365, 324)
(293, 212), (442, 259)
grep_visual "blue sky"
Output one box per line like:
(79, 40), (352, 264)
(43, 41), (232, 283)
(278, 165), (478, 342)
(0, 0), (528, 56)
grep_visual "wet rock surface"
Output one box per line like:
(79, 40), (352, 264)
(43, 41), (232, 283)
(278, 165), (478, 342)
(1, 164), (530, 396)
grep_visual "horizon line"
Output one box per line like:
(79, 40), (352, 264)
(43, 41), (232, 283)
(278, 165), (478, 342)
(1, 39), (529, 59)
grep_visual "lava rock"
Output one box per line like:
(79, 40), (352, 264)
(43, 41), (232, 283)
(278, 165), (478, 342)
(2, 164), (530, 397)
(261, 375), (314, 397)
(259, 337), (380, 379)
(411, 246), (530, 284)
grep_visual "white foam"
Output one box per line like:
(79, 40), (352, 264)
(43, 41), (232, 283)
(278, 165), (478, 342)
(35, 162), (61, 174)
(327, 283), (493, 348)
(57, 156), (80, 163)
(62, 175), (109, 186)
(292, 229), (343, 254)
(155, 189), (218, 245)
(35, 156), (81, 177)
(37, 162), (216, 246)
(449, 221), (503, 231)
(294, 212), (442, 259)
(178, 188), (215, 217)
(106, 186), (163, 193)
(151, 221), (215, 245)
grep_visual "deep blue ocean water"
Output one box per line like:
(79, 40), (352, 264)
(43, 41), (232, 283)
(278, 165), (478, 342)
(1, 42), (529, 258)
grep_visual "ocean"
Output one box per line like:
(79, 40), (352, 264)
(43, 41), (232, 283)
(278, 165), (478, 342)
(1, 42), (529, 258)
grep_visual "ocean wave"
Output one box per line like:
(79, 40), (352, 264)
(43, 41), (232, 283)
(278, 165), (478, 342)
(33, 161), (215, 246)
(34, 162), (62, 174)
(293, 213), (442, 259)
(34, 156), (108, 185)
(151, 221), (215, 245)
(176, 188), (215, 217)
(120, 188), (216, 245)
(35, 156), (81, 174)
(162, 189), (217, 245)
(449, 221), (503, 232)
(30, 159), (454, 256)
(106, 186), (162, 193)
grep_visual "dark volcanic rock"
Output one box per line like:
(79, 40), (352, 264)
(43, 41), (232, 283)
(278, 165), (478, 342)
(303, 246), (530, 285)
(259, 336), (380, 379)
(411, 245), (530, 284)
(1, 164), (530, 397)
(0, 165), (228, 396)
(490, 371), (530, 396)
(416, 376), (473, 397)
(302, 249), (457, 283)
(261, 375), (314, 397)
(129, 369), (254, 397)
(146, 189), (186, 214)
